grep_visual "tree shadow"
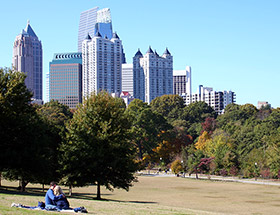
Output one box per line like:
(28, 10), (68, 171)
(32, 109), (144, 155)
(0, 186), (157, 204)
(0, 186), (44, 197)
(106, 199), (157, 204)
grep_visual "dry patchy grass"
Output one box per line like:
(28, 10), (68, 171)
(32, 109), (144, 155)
(1, 175), (280, 214)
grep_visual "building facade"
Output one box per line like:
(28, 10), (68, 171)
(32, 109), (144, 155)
(82, 32), (122, 98)
(186, 85), (236, 114)
(13, 21), (42, 100)
(94, 8), (113, 39)
(46, 73), (50, 103)
(133, 47), (173, 104)
(78, 7), (99, 52)
(49, 53), (82, 109)
(122, 63), (133, 96)
(173, 66), (191, 96)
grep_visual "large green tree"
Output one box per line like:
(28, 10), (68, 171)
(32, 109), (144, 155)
(0, 68), (48, 191)
(150, 94), (185, 124)
(61, 92), (139, 199)
(36, 100), (73, 187)
(127, 99), (171, 159)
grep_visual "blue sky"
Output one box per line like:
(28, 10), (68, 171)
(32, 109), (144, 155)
(1, 0), (279, 108)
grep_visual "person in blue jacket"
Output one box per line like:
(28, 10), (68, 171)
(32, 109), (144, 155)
(45, 181), (65, 211)
(53, 185), (70, 210)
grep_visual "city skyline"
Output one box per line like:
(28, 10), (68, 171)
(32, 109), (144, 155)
(1, 0), (280, 107)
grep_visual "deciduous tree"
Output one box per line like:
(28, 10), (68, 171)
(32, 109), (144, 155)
(61, 92), (139, 199)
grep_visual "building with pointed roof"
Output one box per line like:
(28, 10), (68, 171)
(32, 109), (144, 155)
(13, 21), (42, 100)
(133, 47), (173, 103)
(78, 7), (126, 62)
(82, 31), (122, 98)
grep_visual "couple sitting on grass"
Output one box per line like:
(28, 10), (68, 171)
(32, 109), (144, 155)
(45, 181), (70, 210)
(45, 181), (87, 213)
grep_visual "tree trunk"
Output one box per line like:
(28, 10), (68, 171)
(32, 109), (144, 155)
(19, 179), (28, 192)
(138, 141), (143, 160)
(69, 184), (72, 196)
(0, 172), (1, 187)
(42, 184), (45, 192)
(195, 168), (198, 179)
(96, 182), (101, 200)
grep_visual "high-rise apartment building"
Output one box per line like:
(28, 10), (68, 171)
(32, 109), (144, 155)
(122, 63), (133, 96)
(13, 21), (42, 100)
(49, 53), (82, 109)
(82, 32), (122, 98)
(133, 47), (173, 104)
(173, 66), (191, 96)
(186, 85), (236, 114)
(78, 7), (99, 52)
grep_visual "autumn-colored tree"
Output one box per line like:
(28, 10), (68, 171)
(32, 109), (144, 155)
(201, 117), (216, 135)
(171, 159), (183, 175)
(195, 131), (211, 151)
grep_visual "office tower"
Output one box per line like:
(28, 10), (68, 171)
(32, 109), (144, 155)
(94, 8), (126, 63)
(13, 21), (42, 100)
(78, 7), (99, 52)
(49, 53), (82, 109)
(46, 73), (50, 103)
(94, 8), (113, 39)
(133, 47), (173, 104)
(173, 66), (191, 96)
(122, 63), (133, 96)
(82, 32), (122, 98)
(186, 85), (236, 114)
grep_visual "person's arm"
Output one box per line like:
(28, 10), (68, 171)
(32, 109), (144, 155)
(47, 189), (64, 201)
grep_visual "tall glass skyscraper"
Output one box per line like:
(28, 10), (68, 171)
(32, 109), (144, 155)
(78, 7), (99, 52)
(94, 8), (113, 39)
(49, 53), (82, 109)
(13, 21), (43, 100)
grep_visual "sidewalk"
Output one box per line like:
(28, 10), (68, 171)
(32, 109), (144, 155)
(138, 171), (280, 186)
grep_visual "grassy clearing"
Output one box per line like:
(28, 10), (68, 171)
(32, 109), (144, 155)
(1, 175), (280, 214)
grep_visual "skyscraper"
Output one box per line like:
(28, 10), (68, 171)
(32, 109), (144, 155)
(13, 21), (43, 100)
(82, 32), (122, 98)
(49, 53), (82, 109)
(94, 8), (113, 39)
(78, 7), (99, 52)
(78, 7), (126, 63)
(133, 47), (173, 104)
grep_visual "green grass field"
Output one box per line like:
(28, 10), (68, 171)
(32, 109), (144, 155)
(1, 175), (280, 215)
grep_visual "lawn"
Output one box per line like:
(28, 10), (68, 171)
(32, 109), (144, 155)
(1, 175), (280, 214)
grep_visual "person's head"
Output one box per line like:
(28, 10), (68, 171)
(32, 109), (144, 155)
(53, 185), (64, 196)
(49, 181), (57, 190)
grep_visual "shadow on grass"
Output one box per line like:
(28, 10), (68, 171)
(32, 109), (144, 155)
(0, 186), (44, 197)
(0, 186), (157, 204)
(104, 199), (157, 204)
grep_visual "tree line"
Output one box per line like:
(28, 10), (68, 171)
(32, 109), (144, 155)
(1, 67), (280, 199)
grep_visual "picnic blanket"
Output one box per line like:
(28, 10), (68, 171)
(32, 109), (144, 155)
(11, 202), (88, 213)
